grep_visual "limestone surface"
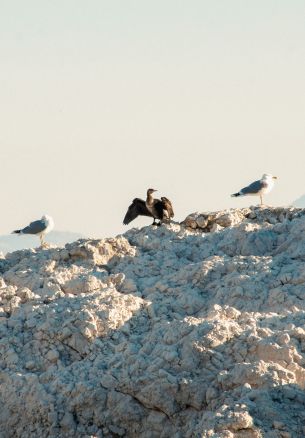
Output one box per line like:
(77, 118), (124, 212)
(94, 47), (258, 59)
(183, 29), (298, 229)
(1, 206), (305, 437)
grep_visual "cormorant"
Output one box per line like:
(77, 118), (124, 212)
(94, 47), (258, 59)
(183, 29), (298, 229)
(123, 189), (174, 226)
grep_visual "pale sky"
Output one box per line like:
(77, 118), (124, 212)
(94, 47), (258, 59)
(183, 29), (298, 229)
(1, 1), (305, 238)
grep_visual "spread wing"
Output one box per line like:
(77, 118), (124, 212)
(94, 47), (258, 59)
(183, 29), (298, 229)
(161, 197), (174, 218)
(240, 179), (267, 195)
(123, 198), (153, 225)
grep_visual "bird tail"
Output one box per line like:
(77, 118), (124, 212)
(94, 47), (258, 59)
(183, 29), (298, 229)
(231, 192), (240, 198)
(12, 229), (21, 234)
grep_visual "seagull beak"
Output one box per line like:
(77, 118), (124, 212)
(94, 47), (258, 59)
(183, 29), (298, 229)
(153, 189), (157, 192)
(272, 176), (278, 179)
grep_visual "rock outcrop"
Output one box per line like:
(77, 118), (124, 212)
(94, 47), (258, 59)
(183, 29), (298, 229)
(1, 206), (305, 437)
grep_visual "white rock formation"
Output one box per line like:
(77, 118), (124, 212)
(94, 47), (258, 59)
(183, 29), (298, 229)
(1, 206), (305, 437)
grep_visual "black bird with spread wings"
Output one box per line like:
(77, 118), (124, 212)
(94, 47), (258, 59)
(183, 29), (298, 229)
(123, 189), (174, 226)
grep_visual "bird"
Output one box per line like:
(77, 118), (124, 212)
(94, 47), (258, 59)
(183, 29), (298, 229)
(123, 189), (174, 226)
(12, 215), (54, 247)
(231, 173), (277, 205)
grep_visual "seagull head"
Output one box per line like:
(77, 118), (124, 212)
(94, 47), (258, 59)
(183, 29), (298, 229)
(262, 174), (277, 181)
(41, 215), (54, 230)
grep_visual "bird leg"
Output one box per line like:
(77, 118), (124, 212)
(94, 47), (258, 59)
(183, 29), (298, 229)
(40, 235), (49, 248)
(260, 194), (263, 206)
(152, 219), (162, 226)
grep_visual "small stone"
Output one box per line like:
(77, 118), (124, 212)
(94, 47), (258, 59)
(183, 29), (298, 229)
(273, 421), (285, 430)
(46, 349), (60, 362)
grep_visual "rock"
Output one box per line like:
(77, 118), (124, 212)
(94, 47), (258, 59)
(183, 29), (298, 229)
(1, 206), (305, 436)
(46, 349), (60, 362)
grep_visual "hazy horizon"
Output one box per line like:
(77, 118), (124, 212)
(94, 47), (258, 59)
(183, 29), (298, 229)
(1, 1), (305, 238)
(0, 229), (84, 254)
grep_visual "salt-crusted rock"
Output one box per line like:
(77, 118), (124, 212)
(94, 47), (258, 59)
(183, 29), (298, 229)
(1, 206), (305, 436)
(182, 205), (305, 233)
(183, 208), (248, 231)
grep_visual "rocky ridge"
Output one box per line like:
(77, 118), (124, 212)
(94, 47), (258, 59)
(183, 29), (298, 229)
(1, 206), (305, 437)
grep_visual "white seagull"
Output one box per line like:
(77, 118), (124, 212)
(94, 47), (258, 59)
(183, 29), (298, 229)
(231, 173), (277, 206)
(12, 215), (54, 247)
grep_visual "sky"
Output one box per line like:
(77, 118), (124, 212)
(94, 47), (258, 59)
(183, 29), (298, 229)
(0, 1), (305, 238)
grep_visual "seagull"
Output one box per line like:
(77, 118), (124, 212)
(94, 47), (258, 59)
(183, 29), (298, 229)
(123, 189), (174, 226)
(231, 174), (277, 205)
(12, 215), (54, 247)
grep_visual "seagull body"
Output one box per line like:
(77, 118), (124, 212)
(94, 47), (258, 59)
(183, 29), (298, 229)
(123, 189), (174, 226)
(231, 174), (277, 205)
(12, 215), (54, 247)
